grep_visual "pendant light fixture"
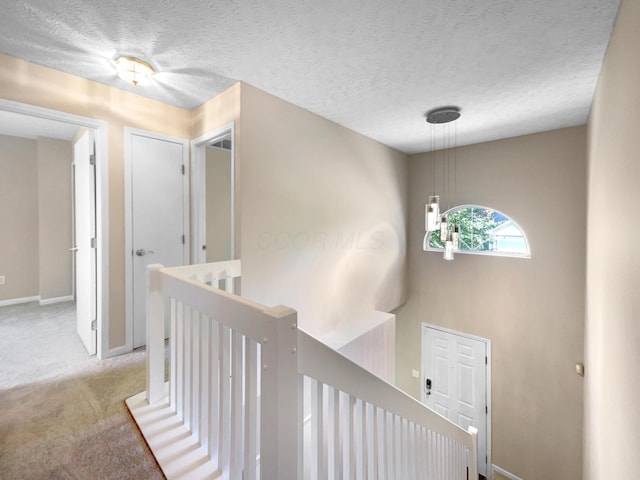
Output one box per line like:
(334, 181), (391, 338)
(426, 194), (440, 231)
(424, 106), (461, 261)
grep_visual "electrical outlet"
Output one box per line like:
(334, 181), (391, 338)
(0, 275), (5, 285)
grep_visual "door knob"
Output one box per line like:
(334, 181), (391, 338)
(426, 378), (432, 396)
(135, 249), (154, 256)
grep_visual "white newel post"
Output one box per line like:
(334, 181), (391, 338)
(260, 305), (302, 480)
(468, 426), (479, 480)
(146, 264), (165, 404)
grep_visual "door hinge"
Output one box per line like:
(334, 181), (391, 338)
(181, 164), (185, 175)
(485, 356), (488, 365)
(89, 154), (96, 166)
(486, 405), (488, 414)
(91, 237), (97, 248)
(486, 455), (488, 464)
(91, 319), (97, 331)
(182, 234), (185, 244)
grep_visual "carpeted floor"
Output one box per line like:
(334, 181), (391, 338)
(0, 301), (165, 479)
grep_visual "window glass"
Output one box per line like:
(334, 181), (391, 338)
(426, 205), (530, 258)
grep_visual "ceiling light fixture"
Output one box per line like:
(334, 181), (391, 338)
(115, 56), (154, 86)
(424, 106), (461, 261)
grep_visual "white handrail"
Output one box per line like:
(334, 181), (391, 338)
(136, 261), (478, 480)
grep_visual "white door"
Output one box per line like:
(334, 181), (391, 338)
(127, 130), (188, 348)
(422, 325), (489, 476)
(73, 129), (97, 355)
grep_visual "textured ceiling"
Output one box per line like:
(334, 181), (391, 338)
(0, 0), (621, 153)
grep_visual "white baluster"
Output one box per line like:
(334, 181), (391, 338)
(200, 315), (210, 452)
(146, 264), (165, 405)
(366, 402), (375, 479)
(191, 310), (201, 442)
(170, 297), (177, 411)
(355, 399), (364, 480)
(244, 337), (258, 480)
(175, 300), (184, 422)
(220, 325), (231, 476)
(183, 305), (192, 431)
(209, 321), (221, 466)
(229, 331), (244, 480)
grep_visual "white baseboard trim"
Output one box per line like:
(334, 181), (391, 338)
(493, 464), (524, 480)
(39, 295), (74, 306)
(0, 296), (40, 307)
(104, 344), (132, 359)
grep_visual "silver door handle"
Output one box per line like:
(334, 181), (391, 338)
(135, 249), (154, 256)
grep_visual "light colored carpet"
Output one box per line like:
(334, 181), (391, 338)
(0, 301), (164, 479)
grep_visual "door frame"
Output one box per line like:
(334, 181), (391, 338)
(0, 99), (110, 359)
(191, 122), (236, 265)
(421, 323), (492, 479)
(124, 127), (190, 352)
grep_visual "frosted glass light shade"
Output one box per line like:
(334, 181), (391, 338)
(426, 205), (438, 231)
(116, 56), (154, 86)
(444, 240), (454, 260)
(452, 225), (460, 250)
(426, 195), (440, 231)
(439, 216), (448, 242)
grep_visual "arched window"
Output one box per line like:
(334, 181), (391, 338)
(424, 205), (531, 258)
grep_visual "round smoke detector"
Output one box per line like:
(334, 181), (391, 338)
(426, 106), (461, 124)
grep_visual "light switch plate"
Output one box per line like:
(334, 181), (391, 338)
(0, 275), (5, 285)
(412, 369), (420, 379)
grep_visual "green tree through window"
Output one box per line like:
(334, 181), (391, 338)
(426, 205), (530, 257)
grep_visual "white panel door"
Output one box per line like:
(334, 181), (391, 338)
(422, 326), (488, 476)
(130, 132), (187, 348)
(73, 129), (96, 355)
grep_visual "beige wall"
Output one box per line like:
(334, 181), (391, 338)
(0, 134), (39, 301)
(396, 126), (587, 479)
(205, 146), (232, 262)
(0, 134), (72, 303)
(585, 0), (640, 477)
(37, 137), (73, 300)
(0, 53), (191, 349)
(238, 83), (407, 341)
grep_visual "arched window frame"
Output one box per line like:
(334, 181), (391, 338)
(423, 204), (531, 259)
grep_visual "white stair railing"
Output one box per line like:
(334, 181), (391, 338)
(299, 331), (478, 479)
(127, 261), (478, 480)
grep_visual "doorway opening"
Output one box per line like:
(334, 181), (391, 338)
(191, 123), (236, 265)
(0, 99), (108, 358)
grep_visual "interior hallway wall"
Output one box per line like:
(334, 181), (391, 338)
(0, 134), (38, 302)
(396, 126), (587, 480)
(37, 137), (73, 301)
(585, 0), (640, 476)
(238, 83), (407, 344)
